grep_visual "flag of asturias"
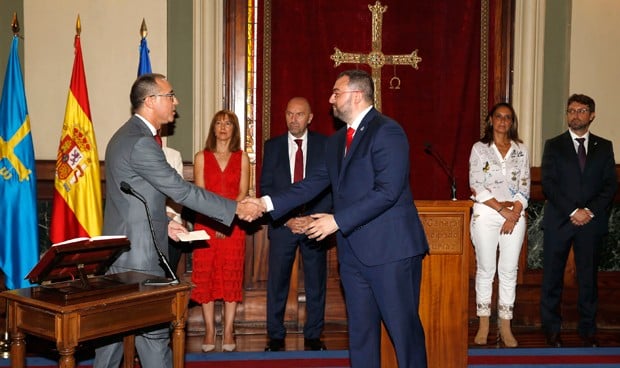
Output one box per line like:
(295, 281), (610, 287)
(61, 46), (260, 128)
(0, 36), (38, 289)
(49, 34), (102, 243)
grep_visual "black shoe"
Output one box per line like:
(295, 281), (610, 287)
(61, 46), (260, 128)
(304, 338), (327, 351)
(265, 338), (285, 351)
(545, 332), (562, 348)
(580, 335), (599, 348)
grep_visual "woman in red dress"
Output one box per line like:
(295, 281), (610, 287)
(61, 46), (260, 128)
(191, 110), (250, 352)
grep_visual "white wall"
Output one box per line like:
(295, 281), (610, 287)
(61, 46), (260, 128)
(570, 0), (620, 154)
(24, 0), (167, 160)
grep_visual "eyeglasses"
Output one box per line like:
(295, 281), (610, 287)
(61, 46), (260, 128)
(566, 108), (589, 115)
(331, 90), (361, 99)
(145, 92), (176, 101)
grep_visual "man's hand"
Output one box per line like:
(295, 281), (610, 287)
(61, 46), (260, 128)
(571, 208), (593, 226)
(168, 220), (188, 242)
(236, 197), (265, 221)
(304, 213), (339, 241)
(286, 216), (313, 234)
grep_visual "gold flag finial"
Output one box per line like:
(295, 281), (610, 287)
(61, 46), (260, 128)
(11, 13), (19, 35)
(76, 14), (81, 36)
(140, 18), (148, 39)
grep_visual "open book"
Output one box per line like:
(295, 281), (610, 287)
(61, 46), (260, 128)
(52, 235), (128, 247)
(26, 235), (130, 284)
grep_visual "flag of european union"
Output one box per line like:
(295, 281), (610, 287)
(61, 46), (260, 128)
(138, 37), (152, 76)
(0, 36), (38, 289)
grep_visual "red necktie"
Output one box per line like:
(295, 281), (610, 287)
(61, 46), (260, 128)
(293, 139), (303, 182)
(345, 127), (355, 154)
(154, 133), (162, 147)
(576, 137), (586, 172)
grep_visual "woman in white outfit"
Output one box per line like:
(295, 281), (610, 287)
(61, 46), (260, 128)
(469, 102), (530, 347)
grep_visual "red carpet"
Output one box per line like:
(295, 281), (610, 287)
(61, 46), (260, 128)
(468, 347), (620, 367)
(184, 351), (351, 367)
(4, 348), (619, 367)
(0, 351), (351, 368)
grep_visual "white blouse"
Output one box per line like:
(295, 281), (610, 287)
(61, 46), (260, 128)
(469, 141), (530, 209)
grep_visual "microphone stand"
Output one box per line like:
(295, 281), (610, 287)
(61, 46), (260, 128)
(121, 183), (180, 286)
(424, 144), (457, 201)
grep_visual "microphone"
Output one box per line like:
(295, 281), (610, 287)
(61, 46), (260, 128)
(120, 181), (180, 286)
(424, 143), (457, 201)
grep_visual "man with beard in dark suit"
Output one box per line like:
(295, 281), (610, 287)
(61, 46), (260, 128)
(540, 93), (617, 348)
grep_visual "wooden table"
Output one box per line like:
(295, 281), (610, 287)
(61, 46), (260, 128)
(1, 271), (191, 368)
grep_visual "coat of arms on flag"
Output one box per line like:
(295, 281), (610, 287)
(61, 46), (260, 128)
(56, 127), (96, 191)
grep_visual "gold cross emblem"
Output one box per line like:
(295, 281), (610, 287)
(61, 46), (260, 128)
(330, 1), (422, 111)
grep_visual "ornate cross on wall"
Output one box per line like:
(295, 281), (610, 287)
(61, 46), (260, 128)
(330, 1), (422, 111)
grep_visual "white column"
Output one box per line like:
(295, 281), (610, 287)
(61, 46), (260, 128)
(512, 0), (546, 165)
(193, 0), (224, 155)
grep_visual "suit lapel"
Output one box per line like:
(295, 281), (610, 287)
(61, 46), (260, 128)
(338, 108), (377, 182)
(562, 130), (595, 175)
(584, 134), (600, 173)
(280, 136), (292, 183)
(131, 116), (160, 148)
(560, 132), (582, 175)
(306, 133), (318, 170)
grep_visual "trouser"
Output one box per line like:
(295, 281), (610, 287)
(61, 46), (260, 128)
(93, 325), (171, 368)
(541, 224), (601, 337)
(339, 248), (427, 368)
(470, 203), (526, 319)
(266, 228), (327, 340)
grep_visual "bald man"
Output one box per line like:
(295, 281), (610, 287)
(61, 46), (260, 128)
(260, 97), (332, 351)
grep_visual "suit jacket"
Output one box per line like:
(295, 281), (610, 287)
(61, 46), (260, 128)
(260, 131), (331, 237)
(542, 130), (617, 238)
(270, 108), (429, 266)
(103, 116), (237, 275)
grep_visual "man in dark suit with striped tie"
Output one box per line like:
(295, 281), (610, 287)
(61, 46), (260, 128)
(540, 94), (617, 348)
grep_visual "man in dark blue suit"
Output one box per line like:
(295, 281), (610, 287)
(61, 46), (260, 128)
(540, 94), (617, 348)
(260, 97), (331, 352)
(247, 70), (429, 367)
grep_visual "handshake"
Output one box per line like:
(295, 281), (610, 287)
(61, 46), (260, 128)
(234, 197), (338, 241)
(235, 197), (267, 222)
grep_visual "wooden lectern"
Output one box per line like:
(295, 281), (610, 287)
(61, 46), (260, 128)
(2, 237), (192, 368)
(381, 200), (471, 368)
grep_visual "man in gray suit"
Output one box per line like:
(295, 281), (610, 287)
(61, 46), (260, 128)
(94, 73), (261, 368)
